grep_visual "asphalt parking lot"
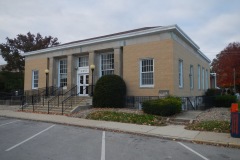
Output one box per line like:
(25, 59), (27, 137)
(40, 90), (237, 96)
(0, 117), (240, 160)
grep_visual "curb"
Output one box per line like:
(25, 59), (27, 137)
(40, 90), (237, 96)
(1, 114), (240, 149)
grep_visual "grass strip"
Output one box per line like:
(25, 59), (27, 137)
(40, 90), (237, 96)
(86, 111), (166, 126)
(186, 120), (230, 133)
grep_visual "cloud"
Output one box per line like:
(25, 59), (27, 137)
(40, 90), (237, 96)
(0, 0), (240, 64)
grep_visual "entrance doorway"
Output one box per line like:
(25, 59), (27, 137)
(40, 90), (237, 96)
(78, 74), (89, 96)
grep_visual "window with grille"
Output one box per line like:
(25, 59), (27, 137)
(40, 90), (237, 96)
(59, 59), (67, 87)
(179, 60), (183, 88)
(79, 56), (89, 67)
(140, 59), (154, 87)
(101, 53), (114, 76)
(32, 70), (38, 89)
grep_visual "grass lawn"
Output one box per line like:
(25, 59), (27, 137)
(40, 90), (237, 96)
(185, 120), (230, 133)
(86, 111), (166, 126)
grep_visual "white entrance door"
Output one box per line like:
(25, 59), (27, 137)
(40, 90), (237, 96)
(78, 74), (89, 96)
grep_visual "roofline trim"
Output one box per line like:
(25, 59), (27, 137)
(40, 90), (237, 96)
(23, 24), (210, 62)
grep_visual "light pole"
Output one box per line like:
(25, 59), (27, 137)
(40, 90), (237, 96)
(90, 64), (95, 96)
(45, 69), (49, 97)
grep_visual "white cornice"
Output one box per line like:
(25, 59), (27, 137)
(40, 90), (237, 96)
(23, 24), (210, 63)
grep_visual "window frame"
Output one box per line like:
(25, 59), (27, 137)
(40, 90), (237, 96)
(100, 52), (114, 76)
(179, 59), (183, 88)
(198, 65), (201, 90)
(32, 70), (39, 89)
(190, 65), (194, 89)
(140, 58), (154, 88)
(79, 56), (89, 67)
(58, 59), (68, 88)
(206, 69), (209, 89)
(202, 67), (205, 90)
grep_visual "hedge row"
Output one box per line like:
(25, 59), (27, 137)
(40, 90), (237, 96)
(142, 96), (182, 117)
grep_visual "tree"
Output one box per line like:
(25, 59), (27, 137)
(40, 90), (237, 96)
(0, 32), (60, 72)
(211, 42), (240, 90)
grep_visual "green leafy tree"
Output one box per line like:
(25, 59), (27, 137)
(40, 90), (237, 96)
(0, 32), (60, 72)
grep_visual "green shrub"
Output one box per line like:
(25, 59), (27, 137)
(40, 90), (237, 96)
(214, 95), (237, 108)
(205, 89), (221, 96)
(142, 96), (182, 116)
(93, 75), (126, 108)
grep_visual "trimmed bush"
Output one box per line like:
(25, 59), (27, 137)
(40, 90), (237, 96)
(142, 96), (181, 117)
(214, 95), (237, 108)
(205, 89), (221, 96)
(93, 75), (126, 108)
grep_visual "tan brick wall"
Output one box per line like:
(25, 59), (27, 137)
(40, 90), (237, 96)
(24, 58), (48, 90)
(123, 40), (174, 96)
(172, 40), (210, 96)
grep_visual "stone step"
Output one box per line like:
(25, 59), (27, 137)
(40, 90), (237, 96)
(167, 118), (192, 125)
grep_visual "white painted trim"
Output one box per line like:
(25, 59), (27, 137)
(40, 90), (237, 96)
(58, 59), (67, 87)
(99, 52), (114, 77)
(179, 59), (183, 88)
(139, 58), (154, 88)
(190, 65), (194, 89)
(202, 67), (205, 90)
(32, 70), (39, 89)
(198, 65), (201, 90)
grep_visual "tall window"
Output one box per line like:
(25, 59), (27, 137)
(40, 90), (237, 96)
(206, 69), (209, 89)
(198, 65), (201, 90)
(190, 65), (194, 89)
(101, 52), (114, 76)
(179, 60), (183, 88)
(140, 59), (154, 87)
(202, 67), (205, 90)
(59, 59), (67, 87)
(32, 70), (39, 89)
(79, 56), (88, 67)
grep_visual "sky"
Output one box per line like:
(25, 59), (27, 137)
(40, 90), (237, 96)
(0, 0), (239, 64)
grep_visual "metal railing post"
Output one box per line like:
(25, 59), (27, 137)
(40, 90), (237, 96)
(62, 102), (64, 115)
(58, 95), (59, 107)
(32, 95), (34, 112)
(48, 101), (49, 114)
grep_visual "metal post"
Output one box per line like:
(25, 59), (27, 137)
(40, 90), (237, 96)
(62, 102), (64, 115)
(91, 69), (94, 96)
(32, 95), (34, 112)
(48, 101), (49, 114)
(45, 73), (49, 97)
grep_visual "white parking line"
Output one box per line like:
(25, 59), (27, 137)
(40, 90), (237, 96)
(178, 142), (209, 160)
(0, 120), (21, 127)
(5, 125), (55, 152)
(101, 131), (105, 160)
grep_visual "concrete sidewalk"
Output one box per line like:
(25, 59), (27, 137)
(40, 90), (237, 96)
(0, 110), (240, 148)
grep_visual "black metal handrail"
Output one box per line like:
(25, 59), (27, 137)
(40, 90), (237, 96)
(48, 85), (77, 114)
(22, 88), (46, 111)
(61, 86), (88, 115)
